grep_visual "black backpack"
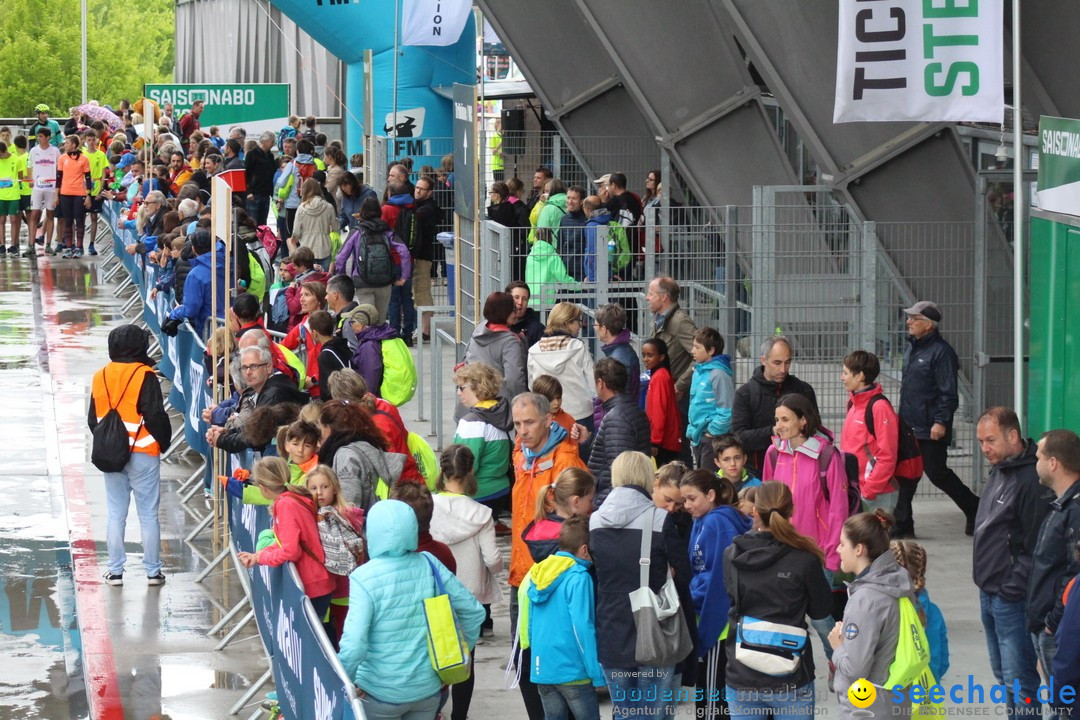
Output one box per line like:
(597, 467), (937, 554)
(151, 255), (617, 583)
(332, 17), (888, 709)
(393, 205), (418, 251)
(352, 228), (396, 286)
(863, 394), (925, 483)
(91, 367), (146, 473)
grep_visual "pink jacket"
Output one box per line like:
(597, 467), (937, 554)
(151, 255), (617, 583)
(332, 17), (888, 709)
(763, 432), (849, 572)
(840, 384), (899, 500)
(259, 491), (336, 598)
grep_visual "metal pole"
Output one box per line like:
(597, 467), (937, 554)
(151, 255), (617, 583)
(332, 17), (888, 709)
(81, 0), (87, 103)
(392, 0), (400, 149)
(1011, 0), (1025, 430)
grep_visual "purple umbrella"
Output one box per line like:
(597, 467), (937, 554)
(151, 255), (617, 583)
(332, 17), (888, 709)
(74, 103), (123, 131)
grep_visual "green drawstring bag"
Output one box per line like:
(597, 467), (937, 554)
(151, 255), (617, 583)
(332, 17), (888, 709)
(885, 596), (931, 690)
(256, 528), (278, 552)
(421, 554), (471, 685)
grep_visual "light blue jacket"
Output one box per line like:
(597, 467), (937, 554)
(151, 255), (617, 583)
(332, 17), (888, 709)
(686, 354), (734, 446)
(338, 500), (485, 704)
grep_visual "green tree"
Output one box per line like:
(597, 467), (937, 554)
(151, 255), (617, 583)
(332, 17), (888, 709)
(0, 0), (173, 117)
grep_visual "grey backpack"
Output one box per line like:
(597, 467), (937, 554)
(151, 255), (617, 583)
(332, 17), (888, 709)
(318, 507), (365, 575)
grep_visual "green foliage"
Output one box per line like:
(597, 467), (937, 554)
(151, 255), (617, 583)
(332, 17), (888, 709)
(0, 0), (173, 117)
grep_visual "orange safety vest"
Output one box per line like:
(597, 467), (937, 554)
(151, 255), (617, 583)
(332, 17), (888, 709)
(91, 363), (160, 456)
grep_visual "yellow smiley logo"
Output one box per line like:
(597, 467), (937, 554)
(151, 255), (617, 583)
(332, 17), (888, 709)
(848, 678), (877, 709)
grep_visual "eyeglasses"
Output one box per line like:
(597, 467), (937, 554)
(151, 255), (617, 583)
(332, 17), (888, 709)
(455, 385), (468, 392)
(241, 362), (269, 372)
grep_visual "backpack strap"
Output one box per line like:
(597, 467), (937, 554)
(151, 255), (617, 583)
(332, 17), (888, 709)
(764, 444), (778, 478)
(817, 443), (836, 503)
(863, 394), (886, 439)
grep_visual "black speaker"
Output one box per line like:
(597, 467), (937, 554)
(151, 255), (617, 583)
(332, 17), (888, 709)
(501, 108), (525, 156)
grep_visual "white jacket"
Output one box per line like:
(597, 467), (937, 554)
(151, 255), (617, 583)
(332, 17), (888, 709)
(430, 493), (503, 604)
(527, 334), (596, 421)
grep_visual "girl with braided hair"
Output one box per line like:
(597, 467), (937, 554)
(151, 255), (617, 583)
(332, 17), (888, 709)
(892, 539), (950, 682)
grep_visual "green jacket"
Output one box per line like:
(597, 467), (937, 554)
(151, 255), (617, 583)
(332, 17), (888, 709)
(535, 193), (567, 244)
(525, 239), (578, 309)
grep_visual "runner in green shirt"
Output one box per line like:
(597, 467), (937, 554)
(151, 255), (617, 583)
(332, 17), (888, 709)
(82, 130), (108, 256)
(0, 141), (27, 256)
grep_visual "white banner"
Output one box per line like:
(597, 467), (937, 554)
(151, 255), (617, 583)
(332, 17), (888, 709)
(834, 0), (1004, 123)
(401, 0), (471, 47)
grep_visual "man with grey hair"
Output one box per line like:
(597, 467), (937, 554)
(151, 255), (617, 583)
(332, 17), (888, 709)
(895, 300), (979, 537)
(509, 390), (586, 718)
(732, 335), (819, 475)
(244, 130), (277, 224)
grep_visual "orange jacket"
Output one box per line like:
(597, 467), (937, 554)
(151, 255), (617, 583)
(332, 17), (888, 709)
(91, 363), (160, 455)
(509, 432), (585, 587)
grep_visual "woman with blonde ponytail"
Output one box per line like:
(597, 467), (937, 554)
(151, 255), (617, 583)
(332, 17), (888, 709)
(723, 481), (833, 720)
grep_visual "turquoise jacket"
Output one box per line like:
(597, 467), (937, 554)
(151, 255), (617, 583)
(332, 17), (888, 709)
(338, 500), (485, 704)
(525, 238), (578, 309)
(686, 354), (734, 446)
(521, 551), (606, 687)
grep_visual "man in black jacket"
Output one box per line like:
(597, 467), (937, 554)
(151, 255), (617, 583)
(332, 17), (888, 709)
(1029, 429), (1080, 684)
(244, 131), (277, 225)
(588, 359), (652, 507)
(971, 407), (1048, 716)
(896, 301), (980, 537)
(412, 176), (442, 341)
(731, 336), (818, 476)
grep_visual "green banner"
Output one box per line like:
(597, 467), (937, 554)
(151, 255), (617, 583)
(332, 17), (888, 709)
(1037, 116), (1080, 216)
(144, 83), (290, 133)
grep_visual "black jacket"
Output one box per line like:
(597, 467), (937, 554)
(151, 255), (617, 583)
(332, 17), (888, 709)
(510, 308), (545, 348)
(486, 199), (519, 228)
(972, 441), (1052, 602)
(216, 373), (309, 453)
(588, 485), (692, 669)
(413, 195), (442, 262)
(899, 330), (960, 440)
(317, 336), (351, 400)
(732, 366), (819, 474)
(724, 532), (833, 691)
(588, 393), (652, 507)
(1028, 480), (1080, 632)
(244, 145), (276, 198)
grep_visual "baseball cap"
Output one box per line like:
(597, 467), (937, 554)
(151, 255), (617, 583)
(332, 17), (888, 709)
(903, 301), (942, 323)
(116, 154), (135, 170)
(342, 304), (379, 327)
(595, 173), (611, 187)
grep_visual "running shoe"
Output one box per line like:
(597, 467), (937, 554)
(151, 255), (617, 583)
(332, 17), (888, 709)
(62, 247), (74, 259)
(147, 573), (166, 586)
(21, 248), (36, 259)
(74, 248), (84, 258)
(34, 235), (44, 246)
(6, 245), (17, 256)
(45, 244), (57, 256)
(87, 243), (97, 256)
(103, 572), (123, 586)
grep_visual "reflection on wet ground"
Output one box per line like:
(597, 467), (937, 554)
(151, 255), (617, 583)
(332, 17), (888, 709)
(0, 249), (268, 719)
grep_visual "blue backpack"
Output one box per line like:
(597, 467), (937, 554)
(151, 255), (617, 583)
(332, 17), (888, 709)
(269, 289), (290, 332)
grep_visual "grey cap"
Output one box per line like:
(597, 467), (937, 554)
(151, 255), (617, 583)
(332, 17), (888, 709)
(903, 301), (942, 323)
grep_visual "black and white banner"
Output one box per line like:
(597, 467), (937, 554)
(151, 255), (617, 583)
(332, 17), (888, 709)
(402, 0), (472, 47)
(834, 0), (1004, 123)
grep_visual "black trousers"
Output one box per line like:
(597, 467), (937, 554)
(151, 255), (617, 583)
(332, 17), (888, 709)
(893, 438), (979, 533)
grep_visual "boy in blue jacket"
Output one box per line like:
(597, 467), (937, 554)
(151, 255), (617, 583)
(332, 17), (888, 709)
(687, 327), (735, 471)
(518, 515), (605, 720)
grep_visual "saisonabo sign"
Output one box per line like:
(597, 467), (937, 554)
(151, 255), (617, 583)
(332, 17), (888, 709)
(144, 83), (290, 135)
(1037, 116), (1080, 217)
(833, 0), (1004, 123)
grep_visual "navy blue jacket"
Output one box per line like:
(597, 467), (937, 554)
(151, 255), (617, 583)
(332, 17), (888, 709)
(900, 330), (960, 440)
(1053, 585), (1080, 717)
(558, 209), (589, 281)
(689, 505), (751, 655)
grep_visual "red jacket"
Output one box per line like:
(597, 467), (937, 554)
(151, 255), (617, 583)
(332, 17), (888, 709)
(371, 399), (423, 483)
(282, 319), (323, 397)
(840, 383), (899, 501)
(645, 366), (681, 452)
(259, 491), (336, 598)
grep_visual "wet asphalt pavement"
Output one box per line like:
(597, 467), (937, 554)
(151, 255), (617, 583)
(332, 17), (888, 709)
(0, 239), (267, 720)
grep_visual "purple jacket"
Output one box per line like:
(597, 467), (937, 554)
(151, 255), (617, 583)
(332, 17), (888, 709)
(334, 219), (412, 286)
(349, 323), (400, 397)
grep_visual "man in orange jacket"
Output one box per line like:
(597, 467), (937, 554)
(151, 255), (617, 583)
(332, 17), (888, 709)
(509, 391), (586, 719)
(88, 325), (173, 587)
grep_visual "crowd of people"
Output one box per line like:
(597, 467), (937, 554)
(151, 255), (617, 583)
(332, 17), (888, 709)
(78, 99), (1080, 720)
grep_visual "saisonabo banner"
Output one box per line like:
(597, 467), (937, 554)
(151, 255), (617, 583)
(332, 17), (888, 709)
(834, 0), (1004, 123)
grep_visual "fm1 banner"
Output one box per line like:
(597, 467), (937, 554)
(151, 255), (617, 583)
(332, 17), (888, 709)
(833, 0), (1004, 123)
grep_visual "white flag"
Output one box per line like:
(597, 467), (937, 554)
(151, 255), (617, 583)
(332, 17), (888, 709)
(834, 0), (1004, 123)
(401, 0), (471, 47)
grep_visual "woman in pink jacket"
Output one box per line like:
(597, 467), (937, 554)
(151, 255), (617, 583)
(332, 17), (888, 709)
(840, 350), (899, 514)
(238, 457), (336, 620)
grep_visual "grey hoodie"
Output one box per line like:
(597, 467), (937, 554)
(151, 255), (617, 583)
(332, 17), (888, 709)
(456, 322), (527, 420)
(832, 552), (913, 720)
(332, 440), (407, 511)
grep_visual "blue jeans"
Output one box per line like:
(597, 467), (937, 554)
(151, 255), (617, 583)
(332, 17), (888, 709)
(810, 567), (836, 661)
(603, 665), (675, 718)
(1033, 630), (1057, 685)
(387, 277), (416, 338)
(359, 689), (440, 720)
(980, 591), (1040, 716)
(104, 452), (162, 576)
(245, 194), (270, 227)
(537, 683), (600, 720)
(726, 682), (814, 720)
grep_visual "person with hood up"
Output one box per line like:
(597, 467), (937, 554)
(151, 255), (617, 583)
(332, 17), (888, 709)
(338, 499), (485, 720)
(345, 304), (399, 400)
(723, 481), (833, 720)
(527, 302), (596, 434)
(518, 515), (606, 720)
(289, 177), (336, 268)
(460, 291), (528, 413)
(89, 325), (173, 586)
(589, 451), (693, 718)
(583, 195), (614, 282)
(318, 400), (406, 511)
(166, 229), (226, 338)
(452, 363), (514, 514)
(431, 445), (503, 720)
(829, 510), (913, 720)
(335, 197), (397, 321)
